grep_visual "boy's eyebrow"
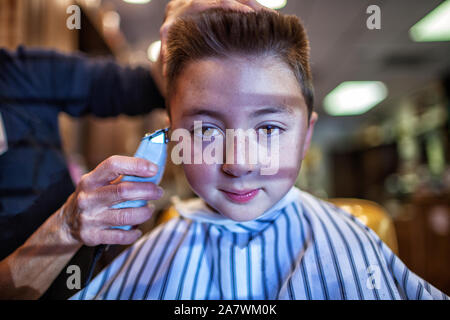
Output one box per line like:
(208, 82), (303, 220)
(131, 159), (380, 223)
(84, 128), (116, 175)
(251, 105), (295, 117)
(182, 108), (223, 119)
(182, 104), (294, 119)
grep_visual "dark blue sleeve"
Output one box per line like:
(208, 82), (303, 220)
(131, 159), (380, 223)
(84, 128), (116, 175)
(0, 46), (165, 117)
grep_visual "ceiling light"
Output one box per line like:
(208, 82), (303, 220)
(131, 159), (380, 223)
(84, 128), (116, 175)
(147, 40), (161, 62)
(256, 0), (287, 10)
(324, 81), (388, 116)
(409, 0), (450, 42)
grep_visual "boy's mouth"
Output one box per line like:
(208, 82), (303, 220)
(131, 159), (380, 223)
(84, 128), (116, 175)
(220, 188), (260, 204)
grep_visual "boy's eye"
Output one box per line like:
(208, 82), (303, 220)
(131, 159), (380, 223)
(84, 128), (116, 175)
(194, 126), (222, 138)
(258, 125), (281, 137)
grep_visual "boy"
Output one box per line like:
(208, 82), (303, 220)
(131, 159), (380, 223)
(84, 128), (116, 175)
(73, 9), (448, 300)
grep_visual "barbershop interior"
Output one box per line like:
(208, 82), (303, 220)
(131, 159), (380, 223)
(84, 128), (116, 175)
(1, 0), (449, 298)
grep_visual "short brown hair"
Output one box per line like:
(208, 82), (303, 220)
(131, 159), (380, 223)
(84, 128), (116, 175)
(166, 8), (314, 117)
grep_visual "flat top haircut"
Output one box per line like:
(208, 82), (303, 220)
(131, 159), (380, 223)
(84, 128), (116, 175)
(165, 8), (314, 118)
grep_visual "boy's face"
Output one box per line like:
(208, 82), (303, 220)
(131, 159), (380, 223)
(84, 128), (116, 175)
(169, 55), (317, 221)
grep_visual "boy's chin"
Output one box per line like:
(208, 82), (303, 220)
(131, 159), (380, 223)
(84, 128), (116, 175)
(214, 203), (270, 222)
(199, 188), (280, 222)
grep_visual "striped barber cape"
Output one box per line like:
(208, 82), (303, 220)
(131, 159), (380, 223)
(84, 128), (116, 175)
(72, 187), (449, 300)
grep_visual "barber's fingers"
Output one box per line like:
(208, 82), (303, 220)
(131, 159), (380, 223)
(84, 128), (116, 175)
(239, 0), (278, 12)
(220, 0), (259, 12)
(98, 206), (155, 228)
(77, 181), (164, 210)
(80, 155), (158, 189)
(93, 228), (143, 246)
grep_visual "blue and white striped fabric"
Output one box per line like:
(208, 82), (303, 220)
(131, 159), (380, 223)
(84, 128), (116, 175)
(72, 187), (449, 300)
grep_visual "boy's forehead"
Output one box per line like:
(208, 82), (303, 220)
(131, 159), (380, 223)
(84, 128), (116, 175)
(180, 98), (301, 119)
(171, 55), (307, 119)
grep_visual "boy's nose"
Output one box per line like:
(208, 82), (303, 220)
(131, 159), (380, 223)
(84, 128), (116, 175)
(221, 132), (259, 177)
(222, 162), (256, 177)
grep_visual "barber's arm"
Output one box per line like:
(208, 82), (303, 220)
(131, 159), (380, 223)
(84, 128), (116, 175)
(0, 46), (165, 117)
(0, 156), (162, 299)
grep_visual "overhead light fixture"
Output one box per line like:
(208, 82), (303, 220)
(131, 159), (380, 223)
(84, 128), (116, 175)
(409, 0), (450, 42)
(147, 40), (161, 62)
(324, 81), (388, 116)
(123, 0), (151, 4)
(256, 0), (287, 10)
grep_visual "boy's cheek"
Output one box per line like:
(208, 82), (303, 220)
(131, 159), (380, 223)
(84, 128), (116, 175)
(265, 131), (305, 179)
(183, 163), (217, 192)
(280, 130), (305, 162)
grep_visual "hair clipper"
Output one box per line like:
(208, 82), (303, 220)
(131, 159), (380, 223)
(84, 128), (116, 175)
(110, 127), (169, 230)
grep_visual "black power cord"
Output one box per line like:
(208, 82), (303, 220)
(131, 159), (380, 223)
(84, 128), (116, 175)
(79, 244), (107, 300)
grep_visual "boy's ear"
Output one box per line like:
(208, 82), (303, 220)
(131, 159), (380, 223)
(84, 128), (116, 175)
(302, 111), (318, 159)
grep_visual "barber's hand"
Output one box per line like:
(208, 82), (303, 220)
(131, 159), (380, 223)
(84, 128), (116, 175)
(159, 0), (269, 76)
(60, 156), (163, 246)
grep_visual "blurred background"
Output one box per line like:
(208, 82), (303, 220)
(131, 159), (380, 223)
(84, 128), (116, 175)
(1, 0), (449, 294)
